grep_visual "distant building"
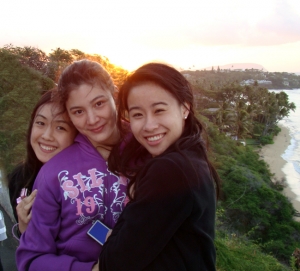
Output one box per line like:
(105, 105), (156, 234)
(220, 69), (231, 73)
(258, 80), (272, 85)
(241, 79), (255, 85)
(241, 79), (272, 86)
(283, 78), (290, 86)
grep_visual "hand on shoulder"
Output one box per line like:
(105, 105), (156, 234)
(16, 189), (37, 233)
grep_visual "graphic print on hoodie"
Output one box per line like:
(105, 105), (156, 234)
(59, 167), (128, 225)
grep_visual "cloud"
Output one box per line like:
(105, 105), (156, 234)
(132, 0), (300, 48)
(1, 0), (300, 52)
(251, 0), (300, 45)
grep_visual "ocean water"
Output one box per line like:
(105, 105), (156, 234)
(272, 89), (300, 201)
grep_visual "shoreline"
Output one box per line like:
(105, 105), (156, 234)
(259, 125), (300, 221)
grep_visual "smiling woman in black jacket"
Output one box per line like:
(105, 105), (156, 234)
(95, 63), (221, 271)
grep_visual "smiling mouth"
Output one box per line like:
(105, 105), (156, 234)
(40, 144), (57, 151)
(90, 124), (104, 133)
(146, 134), (164, 142)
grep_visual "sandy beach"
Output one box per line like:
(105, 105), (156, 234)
(260, 125), (300, 220)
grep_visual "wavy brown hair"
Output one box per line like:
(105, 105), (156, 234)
(57, 59), (116, 109)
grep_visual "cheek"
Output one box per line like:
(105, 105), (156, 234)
(129, 120), (140, 138)
(108, 108), (117, 124)
(107, 103), (117, 119)
(30, 128), (38, 143)
(59, 136), (74, 149)
(69, 116), (82, 130)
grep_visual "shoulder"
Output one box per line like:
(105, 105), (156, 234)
(134, 152), (195, 202)
(138, 152), (190, 190)
(8, 163), (25, 196)
(145, 153), (184, 173)
(7, 163), (24, 183)
(42, 135), (100, 170)
(139, 149), (210, 187)
(7, 164), (25, 214)
(148, 149), (204, 175)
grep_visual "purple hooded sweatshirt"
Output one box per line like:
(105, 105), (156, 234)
(16, 134), (128, 271)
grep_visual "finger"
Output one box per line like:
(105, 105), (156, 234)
(16, 200), (25, 210)
(20, 209), (32, 224)
(16, 202), (27, 216)
(18, 212), (29, 224)
(26, 210), (32, 222)
(23, 201), (35, 211)
(18, 198), (35, 214)
(105, 229), (112, 241)
(22, 189), (38, 204)
(30, 189), (38, 197)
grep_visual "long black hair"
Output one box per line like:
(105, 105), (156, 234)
(8, 89), (56, 220)
(108, 63), (221, 200)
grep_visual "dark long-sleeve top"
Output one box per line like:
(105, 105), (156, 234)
(8, 164), (34, 222)
(100, 146), (216, 271)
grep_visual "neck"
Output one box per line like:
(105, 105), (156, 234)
(96, 146), (111, 161)
(95, 128), (120, 161)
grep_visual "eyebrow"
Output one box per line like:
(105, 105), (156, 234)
(54, 119), (72, 126)
(35, 114), (46, 119)
(128, 102), (168, 112)
(35, 114), (72, 126)
(69, 95), (105, 111)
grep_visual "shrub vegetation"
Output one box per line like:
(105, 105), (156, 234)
(1, 45), (299, 270)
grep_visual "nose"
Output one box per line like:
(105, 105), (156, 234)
(42, 126), (54, 141)
(86, 109), (98, 125)
(143, 115), (158, 132)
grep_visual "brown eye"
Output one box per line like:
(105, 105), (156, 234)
(57, 126), (67, 131)
(132, 113), (142, 118)
(35, 121), (45, 126)
(74, 110), (83, 115)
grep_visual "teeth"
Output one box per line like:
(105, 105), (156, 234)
(147, 134), (163, 142)
(40, 144), (57, 151)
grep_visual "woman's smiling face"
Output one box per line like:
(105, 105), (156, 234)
(66, 83), (118, 148)
(30, 103), (77, 163)
(127, 83), (189, 157)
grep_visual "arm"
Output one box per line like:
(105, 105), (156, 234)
(0, 211), (7, 242)
(16, 170), (96, 271)
(16, 190), (37, 233)
(92, 261), (99, 271)
(99, 158), (192, 271)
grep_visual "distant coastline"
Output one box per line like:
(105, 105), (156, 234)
(182, 65), (300, 90)
(260, 124), (300, 221)
(203, 63), (267, 71)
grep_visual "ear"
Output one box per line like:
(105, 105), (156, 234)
(182, 102), (190, 119)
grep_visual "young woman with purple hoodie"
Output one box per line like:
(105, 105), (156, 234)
(16, 60), (128, 271)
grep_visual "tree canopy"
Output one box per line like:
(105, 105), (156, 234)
(1, 45), (299, 269)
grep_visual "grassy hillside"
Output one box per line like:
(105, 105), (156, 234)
(0, 49), (54, 173)
(0, 46), (299, 270)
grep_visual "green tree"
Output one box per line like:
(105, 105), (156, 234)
(47, 47), (73, 82)
(0, 48), (54, 172)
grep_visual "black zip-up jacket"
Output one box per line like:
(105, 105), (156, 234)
(100, 146), (216, 271)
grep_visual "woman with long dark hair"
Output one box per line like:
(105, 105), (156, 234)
(97, 63), (221, 271)
(8, 88), (77, 234)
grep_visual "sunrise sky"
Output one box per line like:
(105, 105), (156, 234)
(1, 0), (300, 73)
